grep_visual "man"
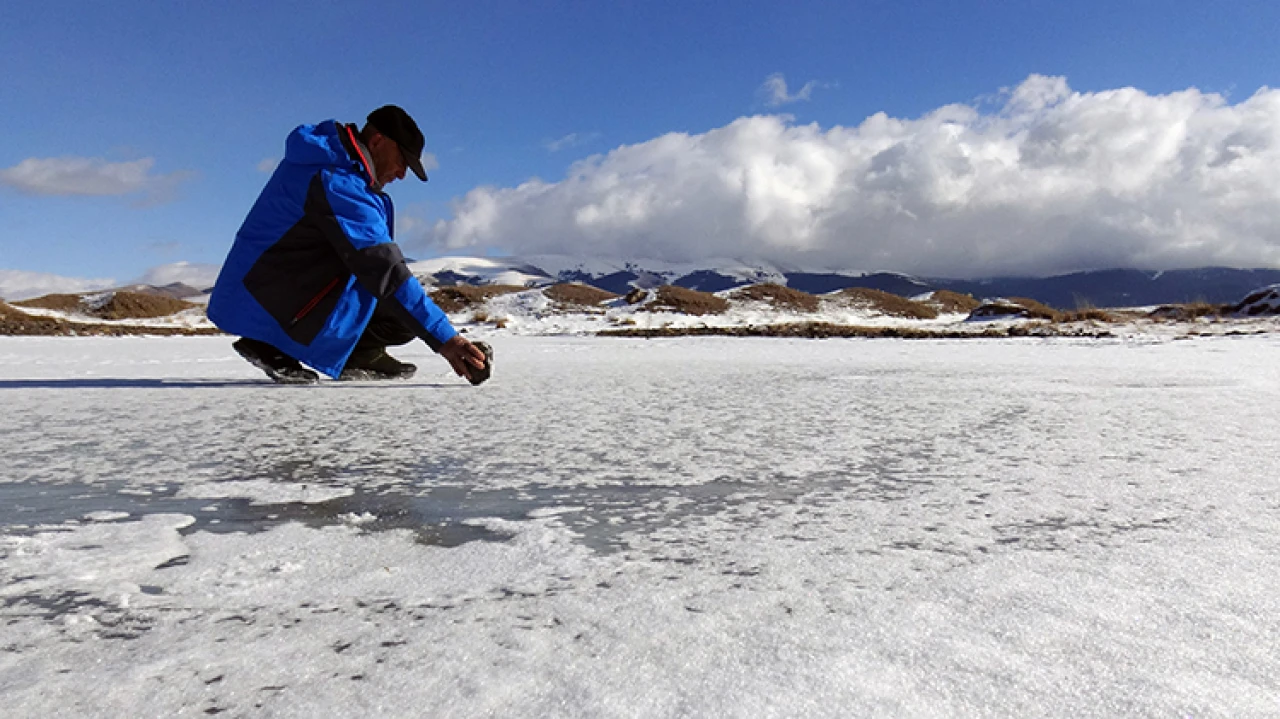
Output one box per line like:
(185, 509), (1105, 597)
(208, 105), (490, 384)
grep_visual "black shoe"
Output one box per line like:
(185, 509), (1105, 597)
(339, 348), (417, 381)
(233, 338), (319, 384)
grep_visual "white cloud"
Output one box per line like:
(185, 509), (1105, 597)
(426, 75), (1280, 277)
(0, 262), (223, 302)
(544, 132), (600, 153)
(132, 261), (221, 291)
(760, 73), (820, 107)
(257, 157), (279, 173)
(0, 157), (188, 200)
(397, 215), (428, 237)
(0, 270), (116, 302)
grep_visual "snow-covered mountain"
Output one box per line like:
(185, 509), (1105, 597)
(10, 256), (1278, 310)
(408, 255), (885, 294)
(406, 256), (553, 288)
(407, 255), (1280, 309)
(407, 255), (798, 293)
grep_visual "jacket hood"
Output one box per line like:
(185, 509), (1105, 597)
(283, 121), (350, 168)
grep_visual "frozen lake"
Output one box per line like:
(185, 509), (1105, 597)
(1, 334), (1278, 717)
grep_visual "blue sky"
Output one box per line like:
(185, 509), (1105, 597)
(2, 0), (1279, 293)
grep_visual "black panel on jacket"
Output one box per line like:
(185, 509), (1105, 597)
(244, 172), (427, 347)
(242, 196), (349, 347)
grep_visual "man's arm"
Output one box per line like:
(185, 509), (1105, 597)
(310, 171), (458, 350)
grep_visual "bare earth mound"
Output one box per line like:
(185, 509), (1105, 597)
(645, 285), (730, 316)
(969, 297), (1061, 321)
(543, 283), (619, 308)
(13, 293), (83, 312)
(599, 322), (1113, 339)
(1229, 285), (1280, 316)
(923, 290), (981, 314)
(1005, 297), (1060, 320)
(429, 285), (526, 313)
(97, 292), (198, 320)
(728, 283), (820, 312)
(1148, 303), (1224, 321)
(15, 291), (198, 320)
(0, 302), (71, 334)
(831, 288), (939, 319)
(0, 301), (220, 336)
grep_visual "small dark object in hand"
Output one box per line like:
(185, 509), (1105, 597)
(467, 341), (494, 385)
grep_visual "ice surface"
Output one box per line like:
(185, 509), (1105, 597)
(1, 334), (1279, 717)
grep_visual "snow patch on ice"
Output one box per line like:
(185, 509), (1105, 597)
(83, 511), (130, 522)
(175, 480), (354, 505)
(527, 506), (586, 519)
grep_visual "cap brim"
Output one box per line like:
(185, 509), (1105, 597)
(406, 153), (428, 182)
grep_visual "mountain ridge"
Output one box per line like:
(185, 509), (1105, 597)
(405, 257), (1280, 309)
(16, 258), (1273, 311)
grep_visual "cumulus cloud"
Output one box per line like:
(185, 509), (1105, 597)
(426, 75), (1280, 277)
(760, 73), (820, 107)
(132, 261), (221, 291)
(0, 157), (188, 202)
(257, 157), (279, 173)
(0, 270), (116, 302)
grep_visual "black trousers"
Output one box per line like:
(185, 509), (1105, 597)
(354, 300), (418, 353)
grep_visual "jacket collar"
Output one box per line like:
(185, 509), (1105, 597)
(338, 123), (383, 192)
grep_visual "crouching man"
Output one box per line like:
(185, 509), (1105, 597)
(208, 105), (489, 384)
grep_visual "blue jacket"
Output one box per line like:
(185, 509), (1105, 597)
(208, 120), (457, 377)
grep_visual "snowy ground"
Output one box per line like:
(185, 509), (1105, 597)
(14, 287), (1280, 342)
(1, 334), (1279, 717)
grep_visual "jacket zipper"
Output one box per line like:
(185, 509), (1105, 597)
(290, 276), (342, 327)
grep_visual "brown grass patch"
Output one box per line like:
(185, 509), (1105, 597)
(727, 283), (820, 312)
(429, 285), (525, 313)
(598, 322), (1114, 339)
(831, 288), (939, 319)
(645, 285), (730, 316)
(1057, 308), (1117, 323)
(543, 283), (619, 308)
(923, 290), (981, 314)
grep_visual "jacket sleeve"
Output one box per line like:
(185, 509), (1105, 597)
(312, 170), (458, 350)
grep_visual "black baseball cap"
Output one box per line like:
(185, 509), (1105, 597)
(367, 105), (428, 182)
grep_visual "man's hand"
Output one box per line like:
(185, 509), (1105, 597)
(439, 335), (491, 384)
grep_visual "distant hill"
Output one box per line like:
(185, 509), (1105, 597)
(113, 282), (206, 300)
(22, 259), (1272, 310)
(929, 268), (1280, 309)
(406, 257), (1280, 309)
